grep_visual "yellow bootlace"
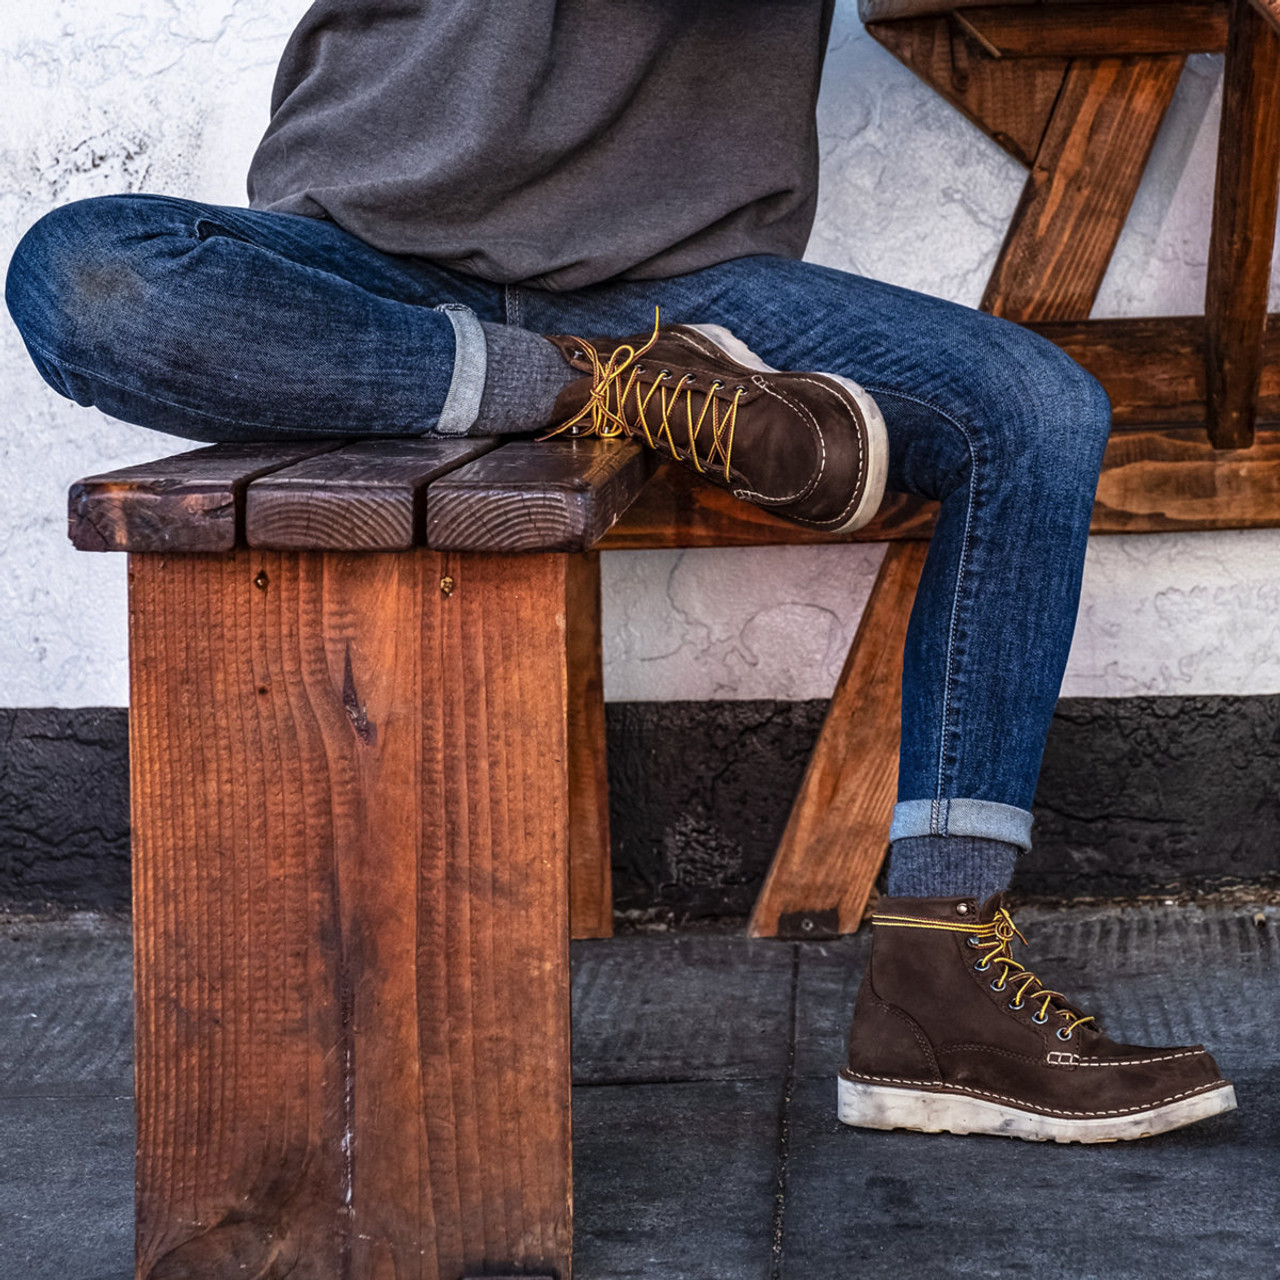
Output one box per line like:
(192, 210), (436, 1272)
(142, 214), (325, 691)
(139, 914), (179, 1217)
(542, 310), (748, 483)
(872, 906), (1097, 1040)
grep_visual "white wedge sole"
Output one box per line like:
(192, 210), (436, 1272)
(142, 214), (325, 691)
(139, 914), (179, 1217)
(837, 1074), (1238, 1144)
(684, 322), (890, 534)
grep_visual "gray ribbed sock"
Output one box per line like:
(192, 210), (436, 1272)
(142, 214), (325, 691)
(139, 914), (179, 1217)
(473, 322), (580, 434)
(886, 835), (1019, 904)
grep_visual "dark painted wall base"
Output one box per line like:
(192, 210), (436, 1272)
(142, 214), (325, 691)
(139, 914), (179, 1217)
(0, 708), (130, 911)
(3, 698), (1278, 914)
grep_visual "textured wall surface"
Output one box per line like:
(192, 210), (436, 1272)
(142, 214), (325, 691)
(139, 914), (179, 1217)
(3, 2), (1280, 709)
(9, 699), (1275, 912)
(0, 708), (129, 909)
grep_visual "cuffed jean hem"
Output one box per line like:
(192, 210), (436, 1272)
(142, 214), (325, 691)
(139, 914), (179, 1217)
(890, 798), (1033, 852)
(433, 304), (487, 435)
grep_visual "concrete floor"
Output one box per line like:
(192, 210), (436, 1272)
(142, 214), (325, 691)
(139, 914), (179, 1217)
(2, 904), (1277, 1279)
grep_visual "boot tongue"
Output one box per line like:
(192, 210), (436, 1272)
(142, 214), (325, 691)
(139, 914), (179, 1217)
(977, 891), (1008, 923)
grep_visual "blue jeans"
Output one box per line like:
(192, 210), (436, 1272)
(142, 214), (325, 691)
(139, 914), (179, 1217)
(5, 194), (1112, 849)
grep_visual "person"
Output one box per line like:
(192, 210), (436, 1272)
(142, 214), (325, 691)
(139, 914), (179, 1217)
(4, 0), (1234, 1142)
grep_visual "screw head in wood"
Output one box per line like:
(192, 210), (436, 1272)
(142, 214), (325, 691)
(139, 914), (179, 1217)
(440, 575), (455, 597)
(253, 569), (269, 591)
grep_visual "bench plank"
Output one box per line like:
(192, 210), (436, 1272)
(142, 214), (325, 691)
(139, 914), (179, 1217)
(245, 437), (499, 550)
(1204, 0), (1280, 447)
(604, 426), (1280, 550)
(426, 438), (655, 552)
(69, 441), (340, 553)
(955, 3), (1228, 58)
(130, 548), (572, 1278)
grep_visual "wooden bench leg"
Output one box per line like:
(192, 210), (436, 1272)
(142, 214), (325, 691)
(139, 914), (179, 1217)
(567, 552), (613, 940)
(1204, 0), (1280, 448)
(748, 542), (928, 939)
(129, 548), (572, 1280)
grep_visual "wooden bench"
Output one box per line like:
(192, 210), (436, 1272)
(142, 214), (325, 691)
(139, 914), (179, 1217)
(71, 398), (1280, 1275)
(67, 10), (1280, 1269)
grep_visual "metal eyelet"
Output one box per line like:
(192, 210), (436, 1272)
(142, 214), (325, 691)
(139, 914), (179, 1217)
(973, 959), (991, 972)
(658, 369), (672, 380)
(734, 385), (747, 393)
(711, 379), (724, 389)
(636, 365), (645, 374)
(1056, 1027), (1073, 1041)
(990, 979), (1006, 993)
(1008, 999), (1025, 1011)
(966, 936), (981, 948)
(1032, 1010), (1048, 1025)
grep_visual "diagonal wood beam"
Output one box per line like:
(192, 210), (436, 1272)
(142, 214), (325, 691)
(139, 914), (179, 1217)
(982, 55), (1185, 322)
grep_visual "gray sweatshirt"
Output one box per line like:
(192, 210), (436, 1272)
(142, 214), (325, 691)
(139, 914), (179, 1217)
(247, 1), (835, 290)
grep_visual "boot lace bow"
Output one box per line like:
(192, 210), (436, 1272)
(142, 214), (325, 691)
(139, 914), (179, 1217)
(543, 312), (747, 482)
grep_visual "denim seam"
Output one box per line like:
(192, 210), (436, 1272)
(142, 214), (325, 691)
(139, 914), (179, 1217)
(864, 383), (984, 815)
(504, 284), (523, 327)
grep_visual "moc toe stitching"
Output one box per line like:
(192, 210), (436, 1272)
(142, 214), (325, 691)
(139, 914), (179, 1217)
(729, 375), (825, 504)
(1076, 1049), (1206, 1067)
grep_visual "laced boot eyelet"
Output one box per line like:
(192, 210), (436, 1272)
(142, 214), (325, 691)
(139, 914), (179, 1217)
(658, 369), (672, 380)
(1056, 1027), (1074, 1041)
(966, 936), (981, 948)
(711, 379), (724, 389)
(990, 979), (1007, 993)
(973, 959), (991, 972)
(1008, 999), (1025, 1011)
(1031, 1010), (1048, 1025)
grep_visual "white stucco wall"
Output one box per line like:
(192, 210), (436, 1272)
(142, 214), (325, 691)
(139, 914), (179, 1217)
(2, 2), (1279, 707)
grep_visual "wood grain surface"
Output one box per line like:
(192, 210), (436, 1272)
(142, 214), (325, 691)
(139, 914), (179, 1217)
(748, 543), (929, 939)
(1204, 0), (1280, 447)
(955, 3), (1227, 58)
(982, 55), (1185, 321)
(566, 553), (613, 940)
(69, 442), (339, 553)
(1252, 0), (1280, 33)
(129, 548), (573, 1279)
(425, 439), (655, 552)
(868, 17), (1068, 165)
(245, 437), (499, 550)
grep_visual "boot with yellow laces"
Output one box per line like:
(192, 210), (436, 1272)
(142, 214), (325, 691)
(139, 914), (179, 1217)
(544, 318), (888, 533)
(840, 894), (1236, 1143)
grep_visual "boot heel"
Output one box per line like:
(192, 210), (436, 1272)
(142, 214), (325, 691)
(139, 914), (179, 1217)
(837, 1075), (945, 1132)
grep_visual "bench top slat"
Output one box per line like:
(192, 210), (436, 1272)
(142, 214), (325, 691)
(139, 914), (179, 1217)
(425, 438), (655, 552)
(245, 437), (499, 551)
(68, 442), (342, 553)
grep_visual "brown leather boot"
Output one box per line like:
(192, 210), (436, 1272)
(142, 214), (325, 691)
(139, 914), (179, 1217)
(544, 319), (887, 533)
(840, 895), (1236, 1143)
